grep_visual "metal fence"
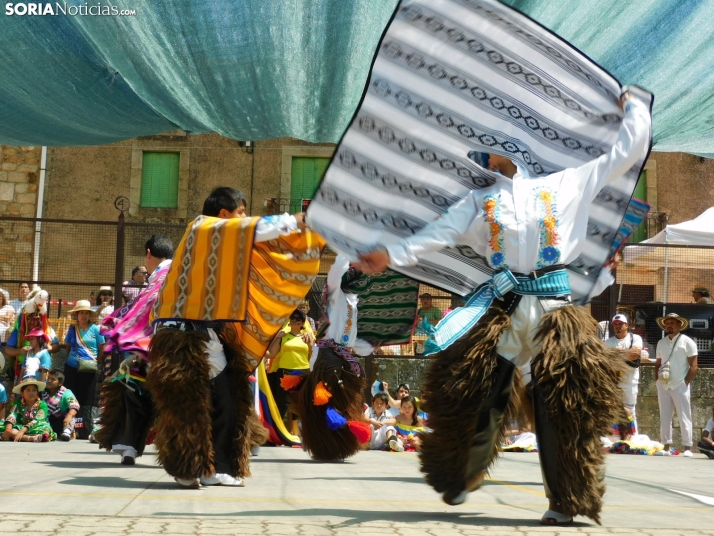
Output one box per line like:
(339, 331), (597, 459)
(613, 243), (714, 367)
(0, 214), (187, 343)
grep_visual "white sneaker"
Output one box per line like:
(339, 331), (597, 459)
(250, 445), (260, 457)
(654, 450), (671, 456)
(174, 477), (200, 489)
(200, 473), (245, 487)
(682, 450), (694, 457)
(388, 437), (404, 452)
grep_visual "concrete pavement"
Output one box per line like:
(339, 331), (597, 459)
(1, 440), (713, 535)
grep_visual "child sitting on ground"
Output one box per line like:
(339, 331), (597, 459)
(2, 376), (56, 442)
(393, 395), (426, 452)
(365, 392), (398, 451)
(41, 369), (80, 441)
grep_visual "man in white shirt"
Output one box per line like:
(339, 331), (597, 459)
(9, 282), (30, 314)
(605, 313), (649, 429)
(356, 91), (651, 525)
(655, 313), (698, 457)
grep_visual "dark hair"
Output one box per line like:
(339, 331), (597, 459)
(289, 309), (306, 323)
(400, 395), (420, 426)
(420, 293), (432, 299)
(397, 383), (410, 394)
(19, 282), (30, 289)
(202, 187), (248, 217)
(131, 266), (144, 276)
(373, 392), (389, 405)
(21, 383), (39, 393)
(49, 369), (65, 383)
(144, 234), (174, 260)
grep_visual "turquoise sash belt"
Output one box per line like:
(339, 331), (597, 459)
(422, 268), (571, 355)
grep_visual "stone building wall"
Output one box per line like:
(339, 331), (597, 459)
(0, 145), (42, 282)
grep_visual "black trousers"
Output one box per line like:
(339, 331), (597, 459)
(210, 366), (238, 475)
(112, 386), (154, 453)
(64, 364), (97, 439)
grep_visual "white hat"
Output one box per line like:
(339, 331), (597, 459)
(68, 300), (97, 317)
(611, 314), (629, 324)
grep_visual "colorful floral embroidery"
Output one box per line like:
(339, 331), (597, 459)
(483, 194), (506, 268)
(341, 303), (354, 344)
(534, 188), (561, 267)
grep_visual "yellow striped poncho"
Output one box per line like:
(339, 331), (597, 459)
(152, 215), (325, 369)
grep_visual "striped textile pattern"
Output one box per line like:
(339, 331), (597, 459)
(153, 215), (326, 368)
(306, 0), (652, 303)
(342, 268), (419, 347)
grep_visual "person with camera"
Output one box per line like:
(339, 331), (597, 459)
(605, 314), (649, 432)
(654, 313), (698, 457)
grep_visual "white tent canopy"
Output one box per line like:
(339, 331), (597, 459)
(641, 207), (714, 246)
(622, 207), (714, 304)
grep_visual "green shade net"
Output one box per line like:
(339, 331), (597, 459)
(1, 0), (713, 157)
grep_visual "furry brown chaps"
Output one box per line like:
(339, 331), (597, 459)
(147, 329), (215, 479)
(95, 380), (126, 452)
(297, 348), (366, 462)
(532, 305), (629, 524)
(220, 325), (269, 476)
(419, 307), (516, 495)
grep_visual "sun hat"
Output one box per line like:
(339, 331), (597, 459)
(68, 300), (97, 317)
(25, 327), (51, 342)
(98, 286), (113, 294)
(656, 312), (689, 331)
(12, 376), (46, 395)
(611, 314), (629, 324)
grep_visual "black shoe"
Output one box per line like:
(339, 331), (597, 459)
(121, 455), (136, 466)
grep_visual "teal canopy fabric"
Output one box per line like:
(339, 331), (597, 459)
(1, 0), (713, 156)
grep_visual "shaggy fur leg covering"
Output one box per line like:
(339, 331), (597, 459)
(96, 380), (127, 451)
(219, 327), (269, 477)
(148, 330), (215, 479)
(419, 309), (515, 496)
(532, 305), (629, 524)
(297, 349), (366, 462)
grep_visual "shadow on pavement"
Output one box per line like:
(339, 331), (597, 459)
(57, 476), (176, 490)
(250, 458), (356, 465)
(152, 507), (592, 528)
(294, 476), (543, 487)
(37, 461), (162, 470)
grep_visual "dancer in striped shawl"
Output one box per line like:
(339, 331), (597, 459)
(356, 91), (651, 525)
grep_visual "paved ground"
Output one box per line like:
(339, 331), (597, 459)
(0, 440), (713, 535)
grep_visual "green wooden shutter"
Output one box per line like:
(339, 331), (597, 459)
(629, 171), (648, 243)
(140, 152), (180, 208)
(290, 157), (330, 212)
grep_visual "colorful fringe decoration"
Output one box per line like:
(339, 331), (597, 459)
(325, 407), (347, 431)
(347, 420), (371, 444)
(313, 381), (332, 406)
(255, 362), (301, 446)
(280, 371), (305, 391)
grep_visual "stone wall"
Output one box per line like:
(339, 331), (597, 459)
(649, 152), (714, 224)
(370, 358), (713, 451)
(0, 146), (42, 282)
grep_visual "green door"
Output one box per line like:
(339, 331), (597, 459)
(290, 157), (330, 213)
(629, 171), (647, 243)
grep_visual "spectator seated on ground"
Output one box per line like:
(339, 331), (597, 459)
(0, 382), (7, 429)
(697, 406), (714, 460)
(20, 327), (52, 383)
(41, 369), (80, 442)
(502, 418), (538, 452)
(393, 395), (426, 452)
(364, 391), (399, 451)
(2, 376), (56, 442)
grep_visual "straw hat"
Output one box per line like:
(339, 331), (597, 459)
(12, 377), (46, 395)
(68, 300), (97, 317)
(656, 312), (689, 331)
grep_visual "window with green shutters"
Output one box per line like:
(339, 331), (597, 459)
(140, 152), (180, 208)
(290, 157), (330, 212)
(628, 171), (648, 243)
